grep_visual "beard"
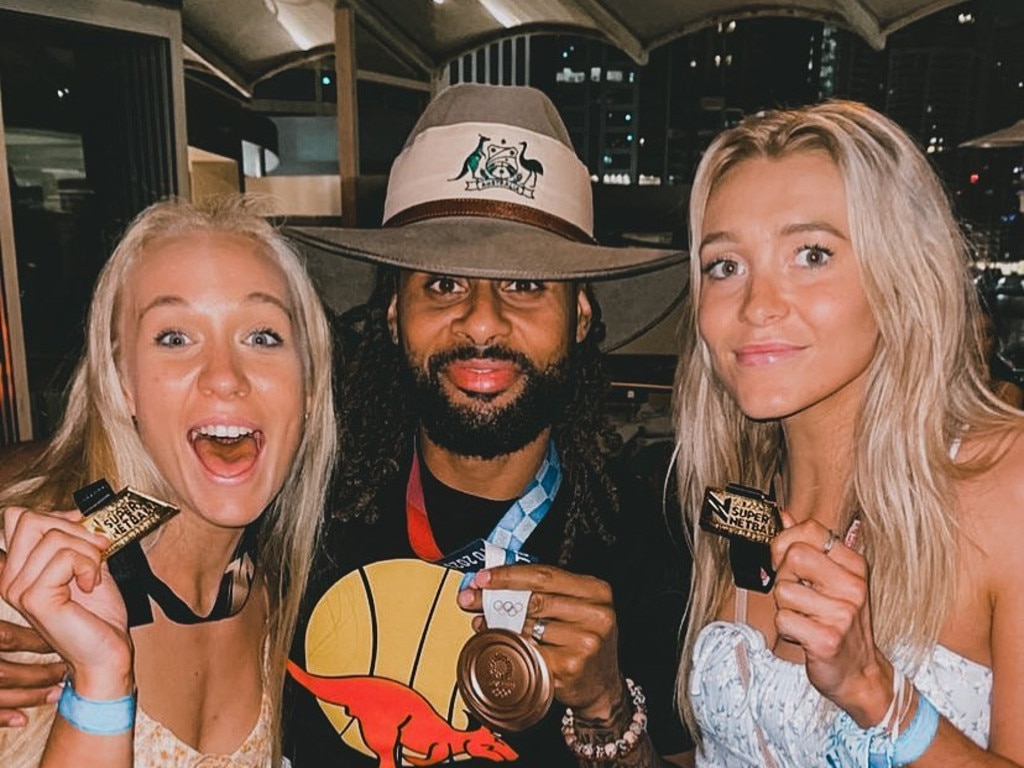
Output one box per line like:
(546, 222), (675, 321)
(403, 344), (573, 460)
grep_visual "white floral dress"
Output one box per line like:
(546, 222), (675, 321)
(689, 615), (991, 767)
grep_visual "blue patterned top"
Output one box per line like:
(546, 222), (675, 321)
(689, 620), (990, 767)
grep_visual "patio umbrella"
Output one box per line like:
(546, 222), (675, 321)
(960, 119), (1024, 148)
(960, 118), (1024, 213)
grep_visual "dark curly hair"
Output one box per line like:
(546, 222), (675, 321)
(328, 267), (622, 563)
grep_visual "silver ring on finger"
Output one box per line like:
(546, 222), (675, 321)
(530, 617), (547, 644)
(822, 528), (839, 556)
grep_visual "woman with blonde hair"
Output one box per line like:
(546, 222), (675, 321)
(673, 100), (1024, 766)
(0, 196), (336, 766)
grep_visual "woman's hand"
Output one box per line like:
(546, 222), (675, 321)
(770, 514), (894, 728)
(0, 507), (132, 698)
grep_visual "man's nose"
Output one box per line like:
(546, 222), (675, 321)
(452, 283), (512, 346)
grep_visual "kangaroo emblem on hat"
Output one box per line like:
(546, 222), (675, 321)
(454, 137), (541, 199)
(450, 134), (490, 181)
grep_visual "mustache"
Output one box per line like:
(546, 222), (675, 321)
(427, 345), (534, 378)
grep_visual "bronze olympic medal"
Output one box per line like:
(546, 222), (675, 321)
(80, 487), (179, 559)
(457, 628), (553, 732)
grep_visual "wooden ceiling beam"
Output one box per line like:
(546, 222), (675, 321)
(339, 0), (436, 77)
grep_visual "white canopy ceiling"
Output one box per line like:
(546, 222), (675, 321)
(182, 0), (969, 96)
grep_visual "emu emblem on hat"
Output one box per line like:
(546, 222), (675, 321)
(453, 136), (545, 198)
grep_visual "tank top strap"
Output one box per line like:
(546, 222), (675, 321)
(735, 587), (749, 624)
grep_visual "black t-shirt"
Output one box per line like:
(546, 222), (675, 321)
(283, 449), (691, 766)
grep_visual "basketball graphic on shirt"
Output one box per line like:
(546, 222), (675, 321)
(303, 558), (477, 761)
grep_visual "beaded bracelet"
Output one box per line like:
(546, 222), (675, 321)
(58, 680), (136, 735)
(561, 678), (648, 762)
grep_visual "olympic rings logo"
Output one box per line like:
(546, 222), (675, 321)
(492, 599), (524, 616)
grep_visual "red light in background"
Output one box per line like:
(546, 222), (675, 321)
(969, 173), (980, 184)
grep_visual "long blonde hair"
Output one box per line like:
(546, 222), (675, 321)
(673, 100), (1015, 739)
(0, 196), (336, 761)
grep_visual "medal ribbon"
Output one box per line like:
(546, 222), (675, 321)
(74, 479), (257, 627)
(111, 532), (256, 627)
(405, 441), (562, 593)
(482, 541), (531, 632)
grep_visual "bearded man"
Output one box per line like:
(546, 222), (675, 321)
(282, 83), (691, 767)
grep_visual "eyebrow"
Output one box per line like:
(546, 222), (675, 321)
(137, 291), (293, 321)
(699, 220), (849, 252)
(780, 221), (849, 240)
(697, 230), (734, 252)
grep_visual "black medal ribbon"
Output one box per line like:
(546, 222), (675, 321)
(74, 479), (258, 627)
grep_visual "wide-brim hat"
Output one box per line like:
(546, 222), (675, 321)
(288, 83), (688, 351)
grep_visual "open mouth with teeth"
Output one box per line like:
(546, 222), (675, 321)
(189, 424), (264, 479)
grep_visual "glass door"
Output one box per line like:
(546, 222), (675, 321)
(0, 8), (179, 439)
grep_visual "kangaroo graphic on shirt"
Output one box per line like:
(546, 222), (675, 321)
(287, 661), (518, 768)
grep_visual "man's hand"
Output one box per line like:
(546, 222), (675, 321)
(0, 619), (64, 726)
(458, 564), (624, 720)
(461, 565), (677, 766)
(0, 439), (71, 725)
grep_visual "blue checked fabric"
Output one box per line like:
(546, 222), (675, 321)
(487, 441), (562, 556)
(456, 442), (562, 590)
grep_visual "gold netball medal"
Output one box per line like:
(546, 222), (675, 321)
(700, 483), (782, 544)
(77, 482), (179, 559)
(457, 542), (553, 731)
(700, 483), (781, 593)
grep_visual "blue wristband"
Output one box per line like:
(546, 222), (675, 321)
(57, 681), (136, 735)
(893, 692), (940, 766)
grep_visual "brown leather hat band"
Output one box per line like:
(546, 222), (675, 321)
(383, 199), (596, 245)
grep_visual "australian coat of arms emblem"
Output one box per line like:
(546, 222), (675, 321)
(451, 135), (544, 198)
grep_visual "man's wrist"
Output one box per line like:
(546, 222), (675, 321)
(571, 678), (630, 727)
(563, 678), (650, 764)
